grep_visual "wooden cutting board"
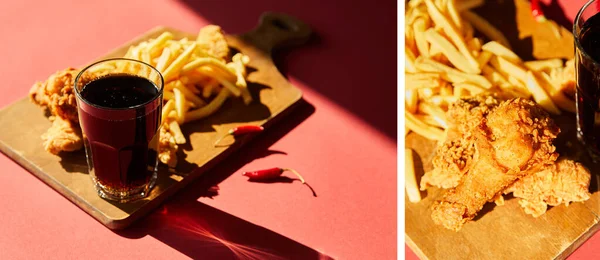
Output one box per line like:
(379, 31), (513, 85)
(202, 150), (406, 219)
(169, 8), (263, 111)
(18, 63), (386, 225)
(0, 12), (311, 230)
(406, 1), (600, 259)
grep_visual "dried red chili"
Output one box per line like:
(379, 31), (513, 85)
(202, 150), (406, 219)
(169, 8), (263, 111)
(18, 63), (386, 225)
(242, 167), (305, 184)
(531, 0), (546, 22)
(214, 125), (264, 147)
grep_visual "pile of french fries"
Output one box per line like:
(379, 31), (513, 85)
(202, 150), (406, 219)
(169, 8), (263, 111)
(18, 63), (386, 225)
(91, 25), (252, 167)
(405, 0), (576, 142)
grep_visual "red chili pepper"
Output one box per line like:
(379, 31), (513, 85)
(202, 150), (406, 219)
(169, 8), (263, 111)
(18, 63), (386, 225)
(214, 125), (264, 147)
(531, 0), (546, 22)
(242, 167), (305, 184)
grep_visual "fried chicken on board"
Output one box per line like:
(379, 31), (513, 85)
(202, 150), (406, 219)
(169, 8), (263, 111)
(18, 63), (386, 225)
(431, 98), (561, 231)
(418, 95), (591, 231)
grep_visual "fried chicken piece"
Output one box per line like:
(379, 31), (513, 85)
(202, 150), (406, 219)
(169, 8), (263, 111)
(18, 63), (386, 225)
(29, 68), (95, 123)
(159, 123), (179, 168)
(196, 25), (230, 61)
(41, 116), (83, 154)
(29, 68), (98, 154)
(421, 95), (503, 189)
(504, 159), (591, 217)
(431, 98), (560, 231)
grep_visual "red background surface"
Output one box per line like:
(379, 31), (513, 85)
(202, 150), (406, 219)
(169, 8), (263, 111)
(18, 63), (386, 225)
(0, 0), (397, 259)
(406, 0), (600, 259)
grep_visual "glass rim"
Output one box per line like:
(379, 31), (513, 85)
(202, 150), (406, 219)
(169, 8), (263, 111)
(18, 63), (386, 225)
(574, 0), (600, 68)
(74, 58), (164, 111)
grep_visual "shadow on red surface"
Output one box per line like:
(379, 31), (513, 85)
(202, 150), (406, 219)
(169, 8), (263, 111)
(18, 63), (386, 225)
(174, 0), (397, 140)
(115, 101), (333, 259)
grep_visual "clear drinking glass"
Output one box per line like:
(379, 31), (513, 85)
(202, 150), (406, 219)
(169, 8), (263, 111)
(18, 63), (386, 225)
(74, 58), (164, 202)
(574, 0), (600, 160)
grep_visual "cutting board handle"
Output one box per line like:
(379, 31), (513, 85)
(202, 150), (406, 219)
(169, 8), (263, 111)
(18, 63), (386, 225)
(242, 12), (312, 52)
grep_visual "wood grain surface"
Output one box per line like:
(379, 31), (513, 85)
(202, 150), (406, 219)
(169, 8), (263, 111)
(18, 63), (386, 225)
(405, 1), (600, 259)
(0, 12), (310, 230)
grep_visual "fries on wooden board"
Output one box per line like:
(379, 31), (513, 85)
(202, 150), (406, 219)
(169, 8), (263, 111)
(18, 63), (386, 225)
(94, 26), (253, 167)
(405, 0), (576, 142)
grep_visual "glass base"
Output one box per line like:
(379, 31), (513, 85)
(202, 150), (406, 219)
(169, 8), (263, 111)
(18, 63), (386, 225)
(92, 171), (157, 203)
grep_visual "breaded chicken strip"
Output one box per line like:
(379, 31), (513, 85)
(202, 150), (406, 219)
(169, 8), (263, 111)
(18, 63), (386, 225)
(41, 116), (83, 154)
(504, 158), (591, 217)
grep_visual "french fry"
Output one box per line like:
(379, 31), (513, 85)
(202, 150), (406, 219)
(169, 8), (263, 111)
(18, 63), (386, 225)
(461, 10), (511, 49)
(424, 0), (480, 72)
(181, 57), (235, 78)
(489, 56), (527, 83)
(418, 87), (437, 98)
(507, 75), (526, 89)
(406, 78), (444, 89)
(418, 102), (448, 129)
(408, 0), (425, 8)
(405, 111), (445, 141)
(482, 65), (510, 87)
(406, 25), (418, 57)
(502, 87), (531, 99)
(185, 88), (230, 123)
(447, 0), (462, 31)
(525, 71), (561, 115)
(169, 121), (187, 144)
(413, 18), (430, 57)
(173, 88), (187, 124)
(168, 110), (177, 119)
(173, 83), (206, 107)
(415, 114), (445, 128)
(538, 72), (576, 113)
(163, 90), (174, 100)
(524, 59), (564, 72)
(406, 127), (411, 136)
(435, 0), (446, 13)
(406, 48), (418, 73)
(406, 89), (418, 114)
(161, 99), (175, 123)
(429, 43), (449, 64)
(467, 38), (482, 52)
(146, 32), (174, 57)
(154, 47), (172, 73)
(481, 41), (520, 63)
(425, 29), (479, 74)
(429, 95), (458, 106)
(203, 80), (217, 98)
(163, 42), (197, 82)
(453, 82), (485, 94)
(453, 85), (468, 98)
(440, 82), (453, 96)
(212, 74), (242, 97)
(405, 148), (421, 203)
(476, 51), (493, 68)
(415, 57), (492, 88)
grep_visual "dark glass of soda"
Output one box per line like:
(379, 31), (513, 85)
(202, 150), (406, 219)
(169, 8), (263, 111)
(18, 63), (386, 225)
(74, 58), (163, 202)
(574, 0), (600, 160)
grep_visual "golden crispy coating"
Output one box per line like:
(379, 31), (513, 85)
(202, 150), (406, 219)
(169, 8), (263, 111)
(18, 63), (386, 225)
(431, 98), (560, 231)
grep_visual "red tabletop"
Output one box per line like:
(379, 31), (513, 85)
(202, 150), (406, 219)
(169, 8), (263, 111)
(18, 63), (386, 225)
(405, 0), (600, 259)
(0, 0), (397, 259)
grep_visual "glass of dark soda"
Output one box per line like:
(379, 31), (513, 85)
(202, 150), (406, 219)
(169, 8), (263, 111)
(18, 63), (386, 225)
(74, 58), (163, 202)
(574, 0), (600, 160)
